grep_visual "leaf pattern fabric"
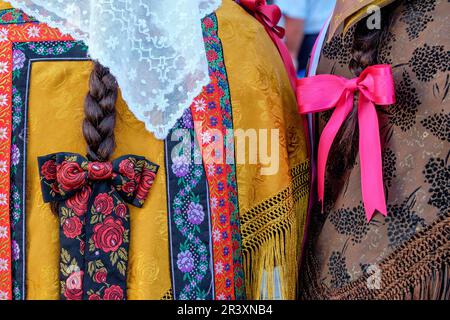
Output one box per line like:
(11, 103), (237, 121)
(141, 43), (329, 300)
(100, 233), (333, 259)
(301, 0), (450, 300)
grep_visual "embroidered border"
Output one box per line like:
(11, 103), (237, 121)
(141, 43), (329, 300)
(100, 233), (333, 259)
(203, 14), (246, 299)
(0, 18), (73, 300)
(188, 13), (246, 300)
(11, 39), (87, 300)
(191, 78), (235, 300)
(165, 109), (215, 300)
(0, 9), (35, 25)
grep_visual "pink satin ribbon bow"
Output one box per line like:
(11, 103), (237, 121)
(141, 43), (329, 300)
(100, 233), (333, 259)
(297, 65), (396, 221)
(239, 0), (297, 89)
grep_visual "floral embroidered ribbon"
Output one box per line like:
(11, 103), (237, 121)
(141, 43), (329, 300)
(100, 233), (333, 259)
(38, 153), (158, 300)
(239, 0), (297, 90)
(297, 65), (396, 221)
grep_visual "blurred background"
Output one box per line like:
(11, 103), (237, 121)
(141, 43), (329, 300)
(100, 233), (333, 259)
(268, 0), (336, 77)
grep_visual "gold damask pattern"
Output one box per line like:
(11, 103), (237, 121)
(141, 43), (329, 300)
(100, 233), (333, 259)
(217, 0), (309, 299)
(240, 162), (309, 300)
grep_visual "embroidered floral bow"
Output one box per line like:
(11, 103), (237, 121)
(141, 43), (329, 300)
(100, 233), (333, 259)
(38, 153), (158, 207)
(239, 0), (297, 89)
(297, 65), (396, 221)
(38, 153), (159, 300)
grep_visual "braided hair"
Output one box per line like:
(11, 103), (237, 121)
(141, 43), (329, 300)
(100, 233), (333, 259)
(51, 61), (118, 215)
(326, 3), (397, 204)
(83, 61), (118, 162)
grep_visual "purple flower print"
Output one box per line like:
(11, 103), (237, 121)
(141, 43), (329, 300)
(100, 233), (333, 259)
(177, 250), (195, 273)
(172, 156), (190, 178)
(11, 144), (20, 166)
(187, 202), (205, 225)
(13, 49), (26, 71)
(182, 110), (194, 129)
(11, 240), (20, 261)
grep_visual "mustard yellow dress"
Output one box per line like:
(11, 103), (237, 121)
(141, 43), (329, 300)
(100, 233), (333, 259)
(0, 0), (309, 300)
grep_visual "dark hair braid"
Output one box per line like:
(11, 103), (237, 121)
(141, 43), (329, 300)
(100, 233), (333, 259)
(83, 61), (118, 162)
(51, 62), (118, 215)
(326, 4), (397, 204)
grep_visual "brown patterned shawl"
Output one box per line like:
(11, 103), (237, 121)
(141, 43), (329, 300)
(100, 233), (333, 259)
(300, 0), (449, 300)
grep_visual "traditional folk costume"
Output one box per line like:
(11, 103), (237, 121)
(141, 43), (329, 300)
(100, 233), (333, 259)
(0, 0), (310, 300)
(300, 0), (449, 299)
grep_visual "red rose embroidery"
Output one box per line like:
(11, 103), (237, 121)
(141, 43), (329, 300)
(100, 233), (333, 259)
(64, 288), (83, 300)
(41, 160), (57, 181)
(88, 162), (113, 180)
(103, 285), (124, 300)
(136, 168), (156, 200)
(64, 271), (83, 300)
(66, 186), (91, 216)
(121, 181), (136, 194)
(80, 240), (85, 254)
(88, 294), (102, 300)
(93, 268), (108, 284)
(93, 217), (124, 253)
(57, 161), (86, 191)
(93, 193), (114, 215)
(119, 159), (135, 180)
(115, 203), (127, 219)
(63, 216), (83, 239)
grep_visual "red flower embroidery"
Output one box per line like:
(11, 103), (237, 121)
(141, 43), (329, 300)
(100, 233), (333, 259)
(103, 285), (124, 300)
(136, 168), (156, 201)
(63, 216), (83, 239)
(57, 161), (86, 191)
(121, 181), (136, 194)
(64, 271), (83, 300)
(203, 17), (214, 29)
(93, 217), (124, 253)
(93, 193), (114, 215)
(115, 203), (127, 219)
(66, 186), (91, 216)
(41, 159), (57, 181)
(88, 162), (113, 180)
(118, 159), (135, 180)
(93, 268), (108, 284)
(88, 294), (102, 300)
(207, 49), (218, 62)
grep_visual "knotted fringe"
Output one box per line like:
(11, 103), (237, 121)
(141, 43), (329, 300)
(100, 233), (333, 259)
(240, 161), (310, 300)
(301, 213), (450, 300)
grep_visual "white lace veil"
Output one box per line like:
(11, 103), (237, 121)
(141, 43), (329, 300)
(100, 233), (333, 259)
(8, 0), (222, 139)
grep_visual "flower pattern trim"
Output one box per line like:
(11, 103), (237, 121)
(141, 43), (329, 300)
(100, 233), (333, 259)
(0, 17), (73, 300)
(38, 153), (158, 300)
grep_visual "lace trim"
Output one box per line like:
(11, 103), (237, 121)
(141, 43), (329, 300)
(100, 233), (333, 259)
(301, 213), (450, 300)
(241, 160), (310, 300)
(7, 0), (223, 140)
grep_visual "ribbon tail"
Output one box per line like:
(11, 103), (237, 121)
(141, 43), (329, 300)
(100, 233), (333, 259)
(316, 93), (354, 210)
(358, 95), (387, 221)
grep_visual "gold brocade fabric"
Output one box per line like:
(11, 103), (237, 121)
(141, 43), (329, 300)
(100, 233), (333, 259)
(0, 2), (10, 10)
(27, 61), (170, 300)
(217, 0), (309, 300)
(25, 0), (310, 300)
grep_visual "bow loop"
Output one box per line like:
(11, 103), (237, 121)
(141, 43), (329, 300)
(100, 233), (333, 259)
(240, 0), (285, 38)
(111, 155), (159, 208)
(297, 75), (352, 114)
(357, 65), (396, 105)
(296, 64), (396, 221)
(38, 153), (159, 208)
